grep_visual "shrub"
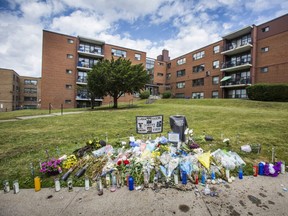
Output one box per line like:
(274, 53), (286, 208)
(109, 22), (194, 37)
(139, 90), (150, 99)
(247, 83), (288, 102)
(162, 91), (172, 99)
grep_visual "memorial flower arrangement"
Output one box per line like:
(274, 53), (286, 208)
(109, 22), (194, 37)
(40, 158), (62, 175)
(62, 154), (78, 169)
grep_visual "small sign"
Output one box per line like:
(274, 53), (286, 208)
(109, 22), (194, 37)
(136, 115), (163, 134)
(168, 132), (180, 143)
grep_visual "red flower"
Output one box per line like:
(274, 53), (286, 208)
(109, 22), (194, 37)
(117, 159), (130, 166)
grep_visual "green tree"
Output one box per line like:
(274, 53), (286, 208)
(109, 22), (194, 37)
(88, 58), (150, 108)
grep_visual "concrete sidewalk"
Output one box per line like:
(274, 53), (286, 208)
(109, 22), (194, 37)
(1, 174), (287, 216)
(0, 111), (86, 123)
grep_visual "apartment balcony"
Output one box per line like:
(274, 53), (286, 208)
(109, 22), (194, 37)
(78, 48), (104, 58)
(221, 42), (253, 56)
(76, 77), (87, 85)
(77, 62), (93, 71)
(76, 95), (103, 101)
(220, 77), (251, 88)
(220, 60), (252, 72)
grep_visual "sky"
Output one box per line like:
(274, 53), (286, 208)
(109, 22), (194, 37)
(0, 0), (287, 77)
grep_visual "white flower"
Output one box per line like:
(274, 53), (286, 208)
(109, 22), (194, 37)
(184, 128), (189, 135)
(188, 129), (193, 135)
(223, 138), (230, 143)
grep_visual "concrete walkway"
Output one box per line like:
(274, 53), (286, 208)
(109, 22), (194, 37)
(0, 111), (86, 123)
(1, 174), (287, 216)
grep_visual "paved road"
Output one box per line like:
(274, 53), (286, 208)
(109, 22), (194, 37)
(1, 174), (287, 216)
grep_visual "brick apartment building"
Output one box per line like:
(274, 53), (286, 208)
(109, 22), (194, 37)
(40, 14), (287, 109)
(0, 68), (41, 111)
(166, 14), (288, 99)
(19, 76), (41, 109)
(0, 68), (20, 111)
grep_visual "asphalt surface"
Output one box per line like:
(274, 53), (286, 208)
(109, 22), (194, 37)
(1, 174), (287, 216)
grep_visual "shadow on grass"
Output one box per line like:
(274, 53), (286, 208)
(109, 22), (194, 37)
(87, 104), (151, 111)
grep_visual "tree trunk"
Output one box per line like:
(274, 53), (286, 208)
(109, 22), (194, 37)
(113, 96), (118, 108)
(90, 95), (95, 109)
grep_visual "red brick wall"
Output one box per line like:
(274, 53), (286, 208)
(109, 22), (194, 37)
(257, 14), (288, 40)
(166, 41), (223, 98)
(153, 60), (167, 94)
(41, 30), (77, 109)
(256, 31), (288, 83)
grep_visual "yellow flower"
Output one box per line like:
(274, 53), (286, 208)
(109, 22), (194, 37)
(151, 151), (160, 158)
(62, 154), (77, 169)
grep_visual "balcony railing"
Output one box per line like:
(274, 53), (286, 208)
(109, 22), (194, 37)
(223, 41), (252, 52)
(76, 94), (103, 101)
(222, 59), (252, 69)
(77, 77), (87, 83)
(78, 48), (103, 56)
(77, 61), (94, 69)
(221, 77), (251, 87)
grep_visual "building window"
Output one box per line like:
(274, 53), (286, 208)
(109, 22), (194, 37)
(66, 69), (72, 74)
(192, 78), (204, 87)
(193, 51), (205, 60)
(66, 84), (72, 89)
(67, 54), (73, 59)
(157, 73), (164, 76)
(192, 92), (204, 99)
(24, 88), (37, 94)
(77, 71), (87, 83)
(261, 47), (269, 52)
(158, 62), (164, 66)
(24, 97), (37, 102)
(65, 100), (72, 104)
(212, 91), (219, 98)
(24, 79), (37, 85)
(166, 73), (171, 80)
(262, 26), (269, 32)
(175, 93), (185, 98)
(213, 60), (219, 69)
(241, 34), (252, 45)
(260, 67), (268, 73)
(177, 58), (186, 65)
(176, 69), (185, 77)
(67, 39), (74, 44)
(167, 63), (171, 68)
(212, 76), (219, 85)
(193, 64), (205, 73)
(135, 53), (141, 60)
(111, 48), (126, 57)
(213, 45), (220, 54)
(176, 82), (185, 89)
(228, 89), (247, 98)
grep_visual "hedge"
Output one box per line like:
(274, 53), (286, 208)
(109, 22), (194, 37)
(162, 91), (172, 99)
(246, 83), (288, 102)
(139, 90), (150, 99)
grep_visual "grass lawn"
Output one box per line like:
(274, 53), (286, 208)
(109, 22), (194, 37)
(0, 99), (287, 188)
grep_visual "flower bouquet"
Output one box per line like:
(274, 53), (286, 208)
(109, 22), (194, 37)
(40, 158), (62, 176)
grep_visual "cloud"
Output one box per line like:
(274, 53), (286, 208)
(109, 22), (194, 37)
(50, 10), (111, 37)
(0, 0), (286, 77)
(0, 10), (42, 77)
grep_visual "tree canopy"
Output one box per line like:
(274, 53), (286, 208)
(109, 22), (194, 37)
(87, 57), (150, 108)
